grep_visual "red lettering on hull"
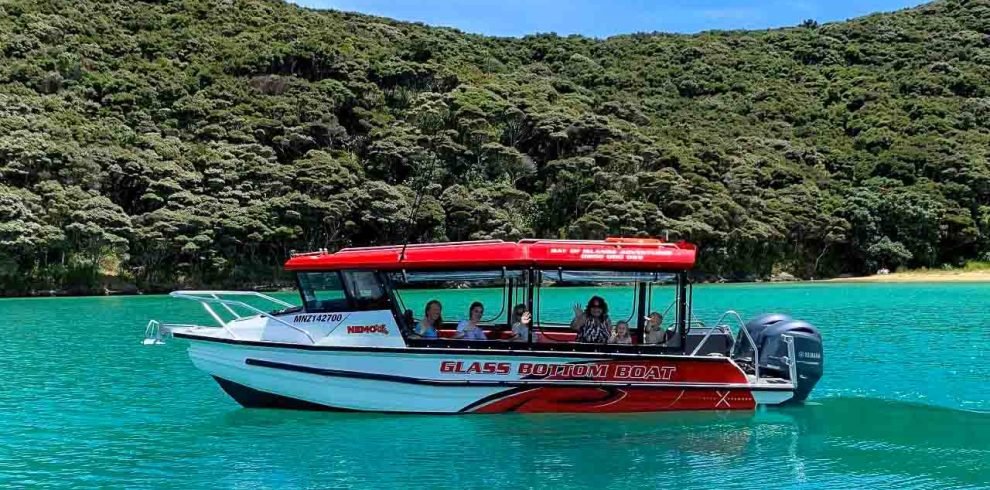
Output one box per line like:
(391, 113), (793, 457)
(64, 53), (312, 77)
(439, 361), (511, 375)
(516, 362), (675, 381)
(346, 324), (389, 335)
(439, 358), (746, 385)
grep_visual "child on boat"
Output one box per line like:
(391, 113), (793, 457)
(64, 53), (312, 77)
(507, 304), (531, 342)
(644, 311), (664, 344)
(610, 321), (632, 344)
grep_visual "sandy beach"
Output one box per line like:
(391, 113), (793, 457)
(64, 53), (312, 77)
(825, 270), (990, 283)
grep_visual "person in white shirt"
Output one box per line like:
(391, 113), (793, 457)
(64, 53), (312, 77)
(455, 301), (488, 340)
(644, 312), (665, 344)
(609, 320), (632, 345)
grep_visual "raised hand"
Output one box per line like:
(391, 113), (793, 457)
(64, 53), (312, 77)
(521, 312), (532, 324)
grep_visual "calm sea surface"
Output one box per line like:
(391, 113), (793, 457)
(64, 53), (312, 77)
(0, 283), (987, 489)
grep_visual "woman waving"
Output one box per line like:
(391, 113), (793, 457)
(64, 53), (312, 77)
(570, 296), (611, 344)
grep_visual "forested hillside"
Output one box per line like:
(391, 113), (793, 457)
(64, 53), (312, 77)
(2, 0), (990, 294)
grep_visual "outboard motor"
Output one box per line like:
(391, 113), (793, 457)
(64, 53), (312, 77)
(734, 313), (792, 360)
(734, 315), (824, 403)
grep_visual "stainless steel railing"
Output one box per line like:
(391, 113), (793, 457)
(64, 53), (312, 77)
(690, 310), (761, 380)
(783, 334), (798, 390)
(145, 291), (315, 344)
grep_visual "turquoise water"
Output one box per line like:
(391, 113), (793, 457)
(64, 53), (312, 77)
(0, 283), (987, 488)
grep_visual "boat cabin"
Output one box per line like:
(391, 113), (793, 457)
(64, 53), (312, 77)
(281, 238), (733, 355)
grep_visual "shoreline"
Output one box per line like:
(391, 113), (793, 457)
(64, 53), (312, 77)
(0, 285), (296, 300)
(820, 270), (990, 283)
(3, 271), (990, 299)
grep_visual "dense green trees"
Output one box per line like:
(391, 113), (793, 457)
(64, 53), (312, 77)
(1, 0), (989, 294)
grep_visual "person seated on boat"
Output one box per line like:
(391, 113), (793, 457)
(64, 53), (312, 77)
(570, 296), (611, 344)
(410, 300), (442, 339)
(455, 301), (488, 340)
(644, 312), (665, 344)
(609, 320), (633, 344)
(506, 304), (531, 342)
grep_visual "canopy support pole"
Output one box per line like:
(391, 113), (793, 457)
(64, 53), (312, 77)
(526, 269), (536, 344)
(677, 271), (688, 353)
(635, 281), (646, 344)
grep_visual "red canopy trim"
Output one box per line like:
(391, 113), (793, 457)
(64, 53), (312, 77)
(283, 238), (697, 271)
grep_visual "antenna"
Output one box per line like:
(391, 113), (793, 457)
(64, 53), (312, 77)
(399, 154), (441, 261)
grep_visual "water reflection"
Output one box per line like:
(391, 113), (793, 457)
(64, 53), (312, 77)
(175, 398), (988, 489)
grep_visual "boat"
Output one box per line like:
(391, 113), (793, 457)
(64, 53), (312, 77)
(144, 238), (824, 413)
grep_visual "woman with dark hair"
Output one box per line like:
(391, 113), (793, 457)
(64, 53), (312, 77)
(455, 301), (488, 340)
(410, 300), (442, 339)
(570, 296), (611, 344)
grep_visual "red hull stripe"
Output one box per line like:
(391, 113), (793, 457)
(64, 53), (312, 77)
(524, 358), (749, 384)
(468, 387), (756, 413)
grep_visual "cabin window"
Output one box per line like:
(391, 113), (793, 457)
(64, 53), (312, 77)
(388, 270), (525, 330)
(297, 272), (349, 312)
(535, 271), (647, 326)
(534, 270), (678, 341)
(342, 271), (389, 309)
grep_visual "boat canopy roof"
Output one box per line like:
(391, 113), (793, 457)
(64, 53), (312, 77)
(284, 238), (697, 272)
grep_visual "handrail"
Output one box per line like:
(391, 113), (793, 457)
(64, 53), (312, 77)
(211, 292), (241, 319)
(518, 238), (683, 249)
(144, 321), (216, 345)
(337, 240), (505, 253)
(171, 290), (295, 308)
(143, 320), (163, 345)
(690, 310), (761, 380)
(169, 291), (315, 344)
(783, 334), (798, 389)
(736, 320), (761, 381)
(690, 310), (743, 356)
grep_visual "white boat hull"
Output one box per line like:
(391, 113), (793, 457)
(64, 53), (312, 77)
(182, 335), (796, 414)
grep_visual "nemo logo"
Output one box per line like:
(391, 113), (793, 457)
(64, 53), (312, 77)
(347, 324), (389, 335)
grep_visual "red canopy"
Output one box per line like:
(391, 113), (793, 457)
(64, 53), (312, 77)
(283, 238), (697, 272)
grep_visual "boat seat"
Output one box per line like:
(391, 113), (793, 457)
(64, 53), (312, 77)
(433, 329), (641, 344)
(533, 331), (577, 343)
(532, 331), (641, 344)
(684, 327), (734, 355)
(434, 328), (576, 342)
(436, 328), (514, 340)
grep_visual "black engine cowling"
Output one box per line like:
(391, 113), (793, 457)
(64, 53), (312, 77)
(735, 314), (824, 403)
(735, 313), (792, 359)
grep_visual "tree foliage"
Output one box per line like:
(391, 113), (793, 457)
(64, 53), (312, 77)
(1, 0), (989, 293)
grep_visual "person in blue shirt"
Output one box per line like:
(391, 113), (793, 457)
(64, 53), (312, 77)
(411, 299), (442, 339)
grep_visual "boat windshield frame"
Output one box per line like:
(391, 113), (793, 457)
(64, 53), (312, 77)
(294, 270), (394, 313)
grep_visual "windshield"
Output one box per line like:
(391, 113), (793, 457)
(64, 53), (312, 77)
(297, 272), (349, 312)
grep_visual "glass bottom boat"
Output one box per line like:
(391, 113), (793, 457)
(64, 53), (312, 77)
(145, 238), (824, 413)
